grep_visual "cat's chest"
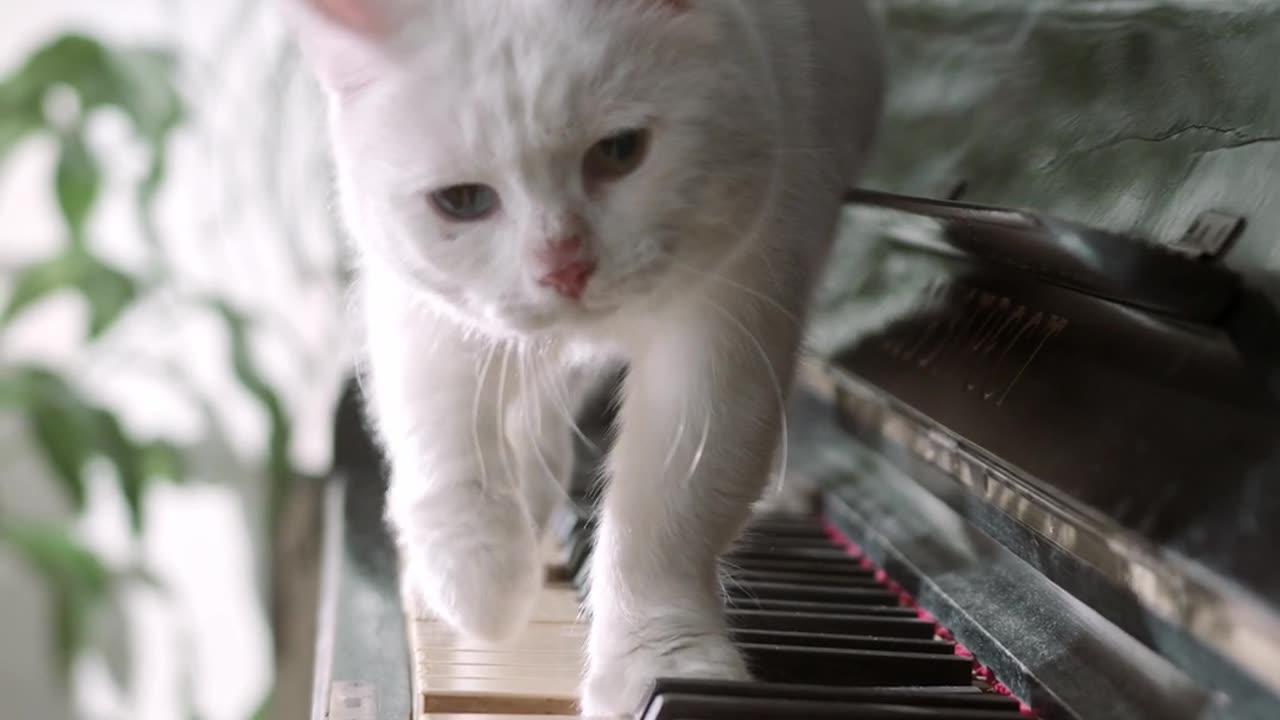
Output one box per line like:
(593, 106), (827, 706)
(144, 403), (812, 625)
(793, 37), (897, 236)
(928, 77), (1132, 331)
(558, 335), (626, 370)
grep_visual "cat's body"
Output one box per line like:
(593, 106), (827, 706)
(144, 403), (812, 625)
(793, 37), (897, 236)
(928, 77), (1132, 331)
(284, 0), (884, 713)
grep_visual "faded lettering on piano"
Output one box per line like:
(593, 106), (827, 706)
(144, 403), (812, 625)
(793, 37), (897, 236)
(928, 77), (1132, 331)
(880, 279), (1069, 406)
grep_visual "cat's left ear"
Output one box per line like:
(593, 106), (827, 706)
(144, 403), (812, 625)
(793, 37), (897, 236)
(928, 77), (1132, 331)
(281, 0), (395, 95)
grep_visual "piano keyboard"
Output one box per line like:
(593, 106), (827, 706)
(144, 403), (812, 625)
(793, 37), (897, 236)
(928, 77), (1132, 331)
(405, 506), (1032, 719)
(407, 536), (586, 718)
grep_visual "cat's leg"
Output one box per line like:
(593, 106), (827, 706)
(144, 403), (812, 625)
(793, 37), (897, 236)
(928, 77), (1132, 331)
(363, 279), (542, 643)
(580, 287), (803, 715)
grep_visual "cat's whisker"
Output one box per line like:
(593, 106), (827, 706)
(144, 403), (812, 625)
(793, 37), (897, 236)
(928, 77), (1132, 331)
(716, 566), (756, 604)
(472, 343), (498, 494)
(683, 409), (713, 493)
(697, 296), (791, 502)
(495, 343), (518, 496)
(538, 352), (602, 457)
(662, 400), (689, 476)
(519, 347), (562, 508)
(523, 346), (583, 520)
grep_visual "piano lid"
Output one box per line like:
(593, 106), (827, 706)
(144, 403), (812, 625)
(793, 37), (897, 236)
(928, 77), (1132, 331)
(806, 1), (1280, 717)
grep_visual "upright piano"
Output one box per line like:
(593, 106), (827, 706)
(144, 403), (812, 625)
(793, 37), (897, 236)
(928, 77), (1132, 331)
(309, 2), (1280, 718)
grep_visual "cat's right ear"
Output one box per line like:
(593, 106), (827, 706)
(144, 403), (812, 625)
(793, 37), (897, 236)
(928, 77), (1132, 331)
(281, 0), (393, 95)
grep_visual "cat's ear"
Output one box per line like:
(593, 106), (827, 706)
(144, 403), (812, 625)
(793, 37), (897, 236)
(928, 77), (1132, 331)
(282, 0), (395, 95)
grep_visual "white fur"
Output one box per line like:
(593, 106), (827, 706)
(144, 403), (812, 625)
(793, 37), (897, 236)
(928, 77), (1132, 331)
(285, 0), (884, 713)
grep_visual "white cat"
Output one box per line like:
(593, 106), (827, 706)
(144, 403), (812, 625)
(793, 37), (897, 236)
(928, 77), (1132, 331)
(283, 0), (885, 714)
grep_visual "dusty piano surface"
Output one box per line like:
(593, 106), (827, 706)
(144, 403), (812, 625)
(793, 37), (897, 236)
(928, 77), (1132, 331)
(312, 2), (1280, 718)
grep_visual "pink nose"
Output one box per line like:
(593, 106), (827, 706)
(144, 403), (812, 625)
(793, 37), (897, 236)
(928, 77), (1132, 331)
(538, 259), (596, 300)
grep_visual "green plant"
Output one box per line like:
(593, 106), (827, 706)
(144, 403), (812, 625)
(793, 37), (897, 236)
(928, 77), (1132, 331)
(0, 31), (314, 717)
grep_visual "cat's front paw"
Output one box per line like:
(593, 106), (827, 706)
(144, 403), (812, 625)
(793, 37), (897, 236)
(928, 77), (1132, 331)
(397, 491), (542, 644)
(580, 623), (748, 716)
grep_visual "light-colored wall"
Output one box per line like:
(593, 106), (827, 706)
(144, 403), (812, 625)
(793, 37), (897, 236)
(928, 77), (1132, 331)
(1, 2), (349, 718)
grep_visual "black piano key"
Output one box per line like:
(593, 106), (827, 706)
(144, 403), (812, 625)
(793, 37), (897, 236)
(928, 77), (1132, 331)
(727, 580), (900, 606)
(727, 609), (938, 638)
(566, 529), (594, 578)
(733, 539), (848, 555)
(735, 531), (841, 547)
(726, 546), (855, 563)
(730, 628), (956, 654)
(644, 694), (1024, 720)
(721, 556), (874, 577)
(560, 507), (1029, 716)
(724, 568), (884, 588)
(741, 643), (975, 686)
(745, 516), (829, 534)
(726, 596), (918, 617)
(644, 678), (1018, 709)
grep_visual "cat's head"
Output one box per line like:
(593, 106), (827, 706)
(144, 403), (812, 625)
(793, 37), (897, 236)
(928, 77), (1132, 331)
(286, 0), (779, 337)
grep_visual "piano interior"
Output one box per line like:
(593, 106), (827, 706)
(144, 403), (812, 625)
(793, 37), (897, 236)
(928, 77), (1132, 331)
(313, 3), (1280, 719)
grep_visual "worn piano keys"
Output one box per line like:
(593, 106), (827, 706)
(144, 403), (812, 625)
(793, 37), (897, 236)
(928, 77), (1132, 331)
(402, 497), (1029, 719)
(405, 537), (584, 717)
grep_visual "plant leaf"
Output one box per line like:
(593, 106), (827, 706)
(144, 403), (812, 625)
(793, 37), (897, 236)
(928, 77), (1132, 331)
(55, 134), (99, 244)
(102, 46), (184, 144)
(0, 32), (184, 258)
(140, 440), (183, 484)
(0, 250), (137, 339)
(1, 522), (111, 674)
(0, 35), (182, 138)
(0, 367), (181, 520)
(0, 97), (43, 162)
(28, 400), (94, 509)
(0, 253), (81, 327)
(8, 367), (97, 510)
(79, 257), (138, 338)
(210, 302), (295, 522)
(89, 409), (147, 531)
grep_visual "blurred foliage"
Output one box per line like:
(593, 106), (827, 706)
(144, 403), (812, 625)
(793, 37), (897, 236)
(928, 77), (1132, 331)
(0, 32), (303, 718)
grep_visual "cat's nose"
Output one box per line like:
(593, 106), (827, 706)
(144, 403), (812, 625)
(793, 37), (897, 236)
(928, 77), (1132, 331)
(536, 235), (596, 300)
(538, 258), (596, 300)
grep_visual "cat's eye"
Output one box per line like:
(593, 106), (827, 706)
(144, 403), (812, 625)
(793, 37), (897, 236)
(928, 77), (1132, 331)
(430, 184), (500, 221)
(583, 129), (650, 182)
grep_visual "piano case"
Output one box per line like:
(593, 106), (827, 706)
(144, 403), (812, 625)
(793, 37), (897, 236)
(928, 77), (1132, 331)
(312, 2), (1280, 719)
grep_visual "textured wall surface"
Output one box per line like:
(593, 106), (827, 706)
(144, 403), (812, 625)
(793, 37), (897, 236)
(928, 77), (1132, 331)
(815, 0), (1280, 353)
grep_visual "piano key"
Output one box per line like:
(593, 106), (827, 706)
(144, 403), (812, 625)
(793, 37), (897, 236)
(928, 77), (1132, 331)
(741, 643), (975, 686)
(643, 693), (1025, 720)
(720, 556), (874, 577)
(644, 678), (1019, 708)
(725, 596), (918, 616)
(425, 716), (588, 720)
(726, 580), (901, 606)
(733, 534), (844, 550)
(724, 568), (885, 588)
(727, 609), (939, 638)
(744, 517), (831, 536)
(725, 546), (855, 563)
(407, 502), (1032, 720)
(728, 628), (956, 654)
(419, 686), (578, 716)
(566, 529), (594, 578)
(424, 716), (587, 720)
